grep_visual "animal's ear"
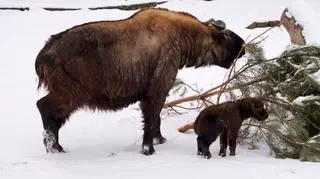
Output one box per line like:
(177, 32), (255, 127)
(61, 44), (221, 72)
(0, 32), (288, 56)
(251, 103), (258, 111)
(203, 18), (226, 31)
(251, 101), (269, 120)
(251, 102), (264, 111)
(212, 20), (226, 31)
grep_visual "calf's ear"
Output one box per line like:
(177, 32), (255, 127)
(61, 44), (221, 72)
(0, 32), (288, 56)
(251, 103), (262, 112)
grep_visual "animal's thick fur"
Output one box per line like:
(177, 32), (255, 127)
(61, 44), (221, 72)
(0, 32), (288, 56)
(194, 98), (268, 159)
(35, 8), (246, 155)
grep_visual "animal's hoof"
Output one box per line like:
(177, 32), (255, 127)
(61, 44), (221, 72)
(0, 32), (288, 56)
(43, 130), (65, 153)
(203, 151), (211, 159)
(218, 149), (227, 157)
(230, 151), (236, 156)
(141, 144), (155, 155)
(219, 152), (226, 157)
(153, 136), (166, 145)
(45, 143), (65, 153)
(197, 151), (203, 156)
(203, 153), (211, 159)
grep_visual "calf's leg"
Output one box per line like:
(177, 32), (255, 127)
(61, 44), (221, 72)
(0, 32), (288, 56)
(197, 135), (215, 159)
(229, 132), (238, 156)
(197, 136), (204, 156)
(219, 128), (228, 157)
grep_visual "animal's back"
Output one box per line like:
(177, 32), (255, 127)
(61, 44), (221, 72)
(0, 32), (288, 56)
(194, 102), (238, 135)
(35, 8), (212, 111)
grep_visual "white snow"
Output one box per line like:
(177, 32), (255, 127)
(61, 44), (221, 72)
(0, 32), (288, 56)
(313, 70), (320, 84)
(292, 95), (320, 106)
(0, 0), (320, 179)
(285, 11), (293, 19)
(0, 0), (167, 8)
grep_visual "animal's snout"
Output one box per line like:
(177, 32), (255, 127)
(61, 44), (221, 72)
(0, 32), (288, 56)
(238, 43), (246, 58)
(257, 110), (268, 121)
(262, 112), (269, 120)
(264, 113), (269, 119)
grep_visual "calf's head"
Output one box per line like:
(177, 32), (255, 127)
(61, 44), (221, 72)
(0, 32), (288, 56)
(250, 98), (269, 121)
(204, 19), (246, 69)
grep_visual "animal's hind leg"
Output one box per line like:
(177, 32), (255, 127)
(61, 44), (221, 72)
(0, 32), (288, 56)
(197, 136), (203, 155)
(36, 93), (72, 153)
(218, 128), (228, 157)
(197, 135), (214, 159)
(228, 131), (238, 156)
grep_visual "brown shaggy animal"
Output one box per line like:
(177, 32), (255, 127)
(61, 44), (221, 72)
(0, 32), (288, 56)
(194, 98), (268, 159)
(35, 8), (246, 155)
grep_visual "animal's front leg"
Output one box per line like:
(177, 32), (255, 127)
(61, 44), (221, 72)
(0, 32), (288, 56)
(37, 93), (68, 153)
(140, 96), (166, 155)
(153, 116), (166, 145)
(139, 57), (178, 154)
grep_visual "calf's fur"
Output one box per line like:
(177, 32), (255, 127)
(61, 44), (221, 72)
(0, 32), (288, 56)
(194, 98), (268, 159)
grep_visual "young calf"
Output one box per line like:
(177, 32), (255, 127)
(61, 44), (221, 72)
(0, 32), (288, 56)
(194, 97), (268, 159)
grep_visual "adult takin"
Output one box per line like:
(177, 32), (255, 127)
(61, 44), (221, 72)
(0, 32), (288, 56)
(35, 8), (246, 155)
(194, 98), (268, 159)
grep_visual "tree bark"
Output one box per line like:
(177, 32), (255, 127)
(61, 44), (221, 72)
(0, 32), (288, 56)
(246, 20), (281, 29)
(280, 8), (306, 45)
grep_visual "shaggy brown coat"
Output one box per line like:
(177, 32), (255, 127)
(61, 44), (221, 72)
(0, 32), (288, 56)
(194, 98), (268, 159)
(35, 8), (245, 155)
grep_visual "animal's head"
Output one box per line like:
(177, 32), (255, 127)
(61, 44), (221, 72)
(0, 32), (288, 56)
(203, 18), (245, 69)
(249, 98), (269, 121)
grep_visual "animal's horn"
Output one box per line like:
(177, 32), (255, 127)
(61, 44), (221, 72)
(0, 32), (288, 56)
(213, 20), (226, 30)
(204, 18), (215, 25)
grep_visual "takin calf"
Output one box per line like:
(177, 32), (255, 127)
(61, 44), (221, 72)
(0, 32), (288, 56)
(194, 98), (268, 159)
(35, 8), (245, 155)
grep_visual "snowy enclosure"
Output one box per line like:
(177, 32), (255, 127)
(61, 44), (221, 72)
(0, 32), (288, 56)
(0, 0), (319, 178)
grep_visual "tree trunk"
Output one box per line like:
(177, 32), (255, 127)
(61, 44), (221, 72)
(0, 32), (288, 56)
(280, 8), (306, 45)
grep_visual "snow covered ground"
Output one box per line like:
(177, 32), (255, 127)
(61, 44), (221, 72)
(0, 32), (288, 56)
(0, 0), (167, 8)
(0, 0), (319, 178)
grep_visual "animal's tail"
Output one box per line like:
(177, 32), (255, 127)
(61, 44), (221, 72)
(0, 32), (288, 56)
(178, 122), (195, 133)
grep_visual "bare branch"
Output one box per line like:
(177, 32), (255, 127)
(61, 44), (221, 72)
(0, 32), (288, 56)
(164, 77), (267, 108)
(246, 20), (281, 29)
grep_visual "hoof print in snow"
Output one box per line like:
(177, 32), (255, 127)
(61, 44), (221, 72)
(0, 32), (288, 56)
(108, 153), (117, 158)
